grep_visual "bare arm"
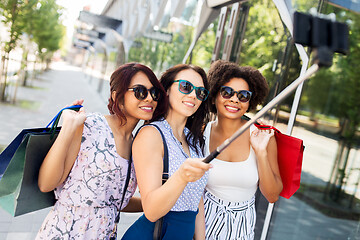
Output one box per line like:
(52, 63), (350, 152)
(194, 196), (206, 240)
(133, 126), (210, 222)
(251, 129), (283, 203)
(38, 108), (86, 192)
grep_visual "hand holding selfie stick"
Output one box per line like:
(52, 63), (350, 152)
(203, 11), (349, 164)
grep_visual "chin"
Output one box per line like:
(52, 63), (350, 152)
(220, 112), (242, 120)
(140, 115), (153, 121)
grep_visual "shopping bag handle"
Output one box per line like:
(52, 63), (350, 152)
(46, 105), (83, 138)
(254, 123), (281, 133)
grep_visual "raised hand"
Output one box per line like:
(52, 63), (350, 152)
(62, 99), (86, 127)
(178, 158), (211, 183)
(250, 128), (274, 153)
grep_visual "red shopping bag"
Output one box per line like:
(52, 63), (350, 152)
(255, 124), (304, 199)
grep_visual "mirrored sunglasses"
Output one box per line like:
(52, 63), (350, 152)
(128, 85), (161, 101)
(173, 80), (209, 101)
(219, 86), (252, 103)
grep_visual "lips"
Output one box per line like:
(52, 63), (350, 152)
(183, 101), (195, 108)
(139, 106), (154, 112)
(225, 105), (240, 113)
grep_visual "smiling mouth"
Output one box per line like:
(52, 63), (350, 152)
(140, 106), (153, 111)
(183, 101), (195, 107)
(225, 105), (239, 112)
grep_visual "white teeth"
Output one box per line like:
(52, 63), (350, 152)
(226, 106), (239, 111)
(140, 107), (152, 110)
(183, 102), (195, 107)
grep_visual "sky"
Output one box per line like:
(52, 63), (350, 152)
(56, 0), (108, 39)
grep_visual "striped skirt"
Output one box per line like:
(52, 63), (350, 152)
(204, 190), (256, 240)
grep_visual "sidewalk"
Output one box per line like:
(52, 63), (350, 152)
(0, 61), (358, 240)
(0, 61), (141, 240)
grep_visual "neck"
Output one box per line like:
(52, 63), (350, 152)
(107, 114), (139, 139)
(215, 115), (247, 137)
(165, 110), (187, 140)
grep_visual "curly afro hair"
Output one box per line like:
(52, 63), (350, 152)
(207, 60), (269, 113)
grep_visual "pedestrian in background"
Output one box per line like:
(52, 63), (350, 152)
(36, 63), (167, 240)
(203, 60), (283, 240)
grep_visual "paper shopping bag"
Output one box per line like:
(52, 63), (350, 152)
(0, 129), (59, 216)
(255, 124), (304, 199)
(0, 105), (82, 216)
(0, 128), (50, 178)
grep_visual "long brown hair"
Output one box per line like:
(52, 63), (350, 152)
(107, 62), (168, 125)
(157, 64), (210, 155)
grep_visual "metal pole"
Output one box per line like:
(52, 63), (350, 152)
(203, 63), (319, 163)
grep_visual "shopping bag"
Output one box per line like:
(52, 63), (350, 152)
(0, 128), (51, 178)
(0, 105), (82, 216)
(255, 124), (304, 199)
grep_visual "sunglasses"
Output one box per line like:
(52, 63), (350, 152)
(173, 80), (209, 101)
(220, 86), (252, 103)
(128, 85), (161, 101)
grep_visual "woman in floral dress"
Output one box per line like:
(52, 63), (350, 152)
(36, 63), (168, 240)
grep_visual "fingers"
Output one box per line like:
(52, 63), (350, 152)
(190, 158), (212, 171)
(180, 158), (212, 182)
(257, 118), (270, 125)
(65, 99), (84, 108)
(257, 119), (266, 125)
(258, 128), (274, 137)
(78, 106), (85, 113)
(71, 99), (84, 106)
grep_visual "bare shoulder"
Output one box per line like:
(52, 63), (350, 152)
(133, 125), (163, 150)
(132, 125), (164, 173)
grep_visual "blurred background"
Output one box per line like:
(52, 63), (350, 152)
(0, 0), (359, 239)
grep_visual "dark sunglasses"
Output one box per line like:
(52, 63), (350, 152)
(128, 85), (161, 101)
(173, 80), (209, 101)
(220, 86), (252, 103)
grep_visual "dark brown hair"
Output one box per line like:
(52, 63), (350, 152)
(157, 64), (210, 154)
(207, 60), (268, 113)
(107, 62), (168, 125)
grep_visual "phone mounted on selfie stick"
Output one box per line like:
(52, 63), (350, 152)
(203, 11), (349, 163)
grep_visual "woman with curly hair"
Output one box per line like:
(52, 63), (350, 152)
(203, 60), (283, 240)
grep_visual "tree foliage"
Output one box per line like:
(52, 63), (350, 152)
(0, 0), (28, 54)
(332, 12), (360, 139)
(32, 0), (65, 62)
(0, 0), (64, 101)
(239, 0), (287, 83)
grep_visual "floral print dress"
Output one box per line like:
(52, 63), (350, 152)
(36, 113), (137, 240)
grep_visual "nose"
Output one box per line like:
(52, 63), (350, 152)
(188, 88), (197, 99)
(144, 90), (153, 102)
(230, 93), (239, 103)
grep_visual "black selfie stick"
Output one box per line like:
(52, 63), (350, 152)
(203, 11), (349, 163)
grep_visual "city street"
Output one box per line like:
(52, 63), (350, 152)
(0, 61), (358, 239)
(0, 61), (141, 239)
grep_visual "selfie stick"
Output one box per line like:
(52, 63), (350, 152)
(203, 63), (319, 163)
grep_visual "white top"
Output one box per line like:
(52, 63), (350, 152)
(204, 121), (259, 202)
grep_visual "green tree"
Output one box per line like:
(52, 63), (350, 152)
(192, 22), (217, 70)
(239, 0), (286, 83)
(165, 26), (194, 68)
(32, 0), (64, 69)
(325, 12), (360, 202)
(0, 0), (33, 101)
(19, 0), (38, 86)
